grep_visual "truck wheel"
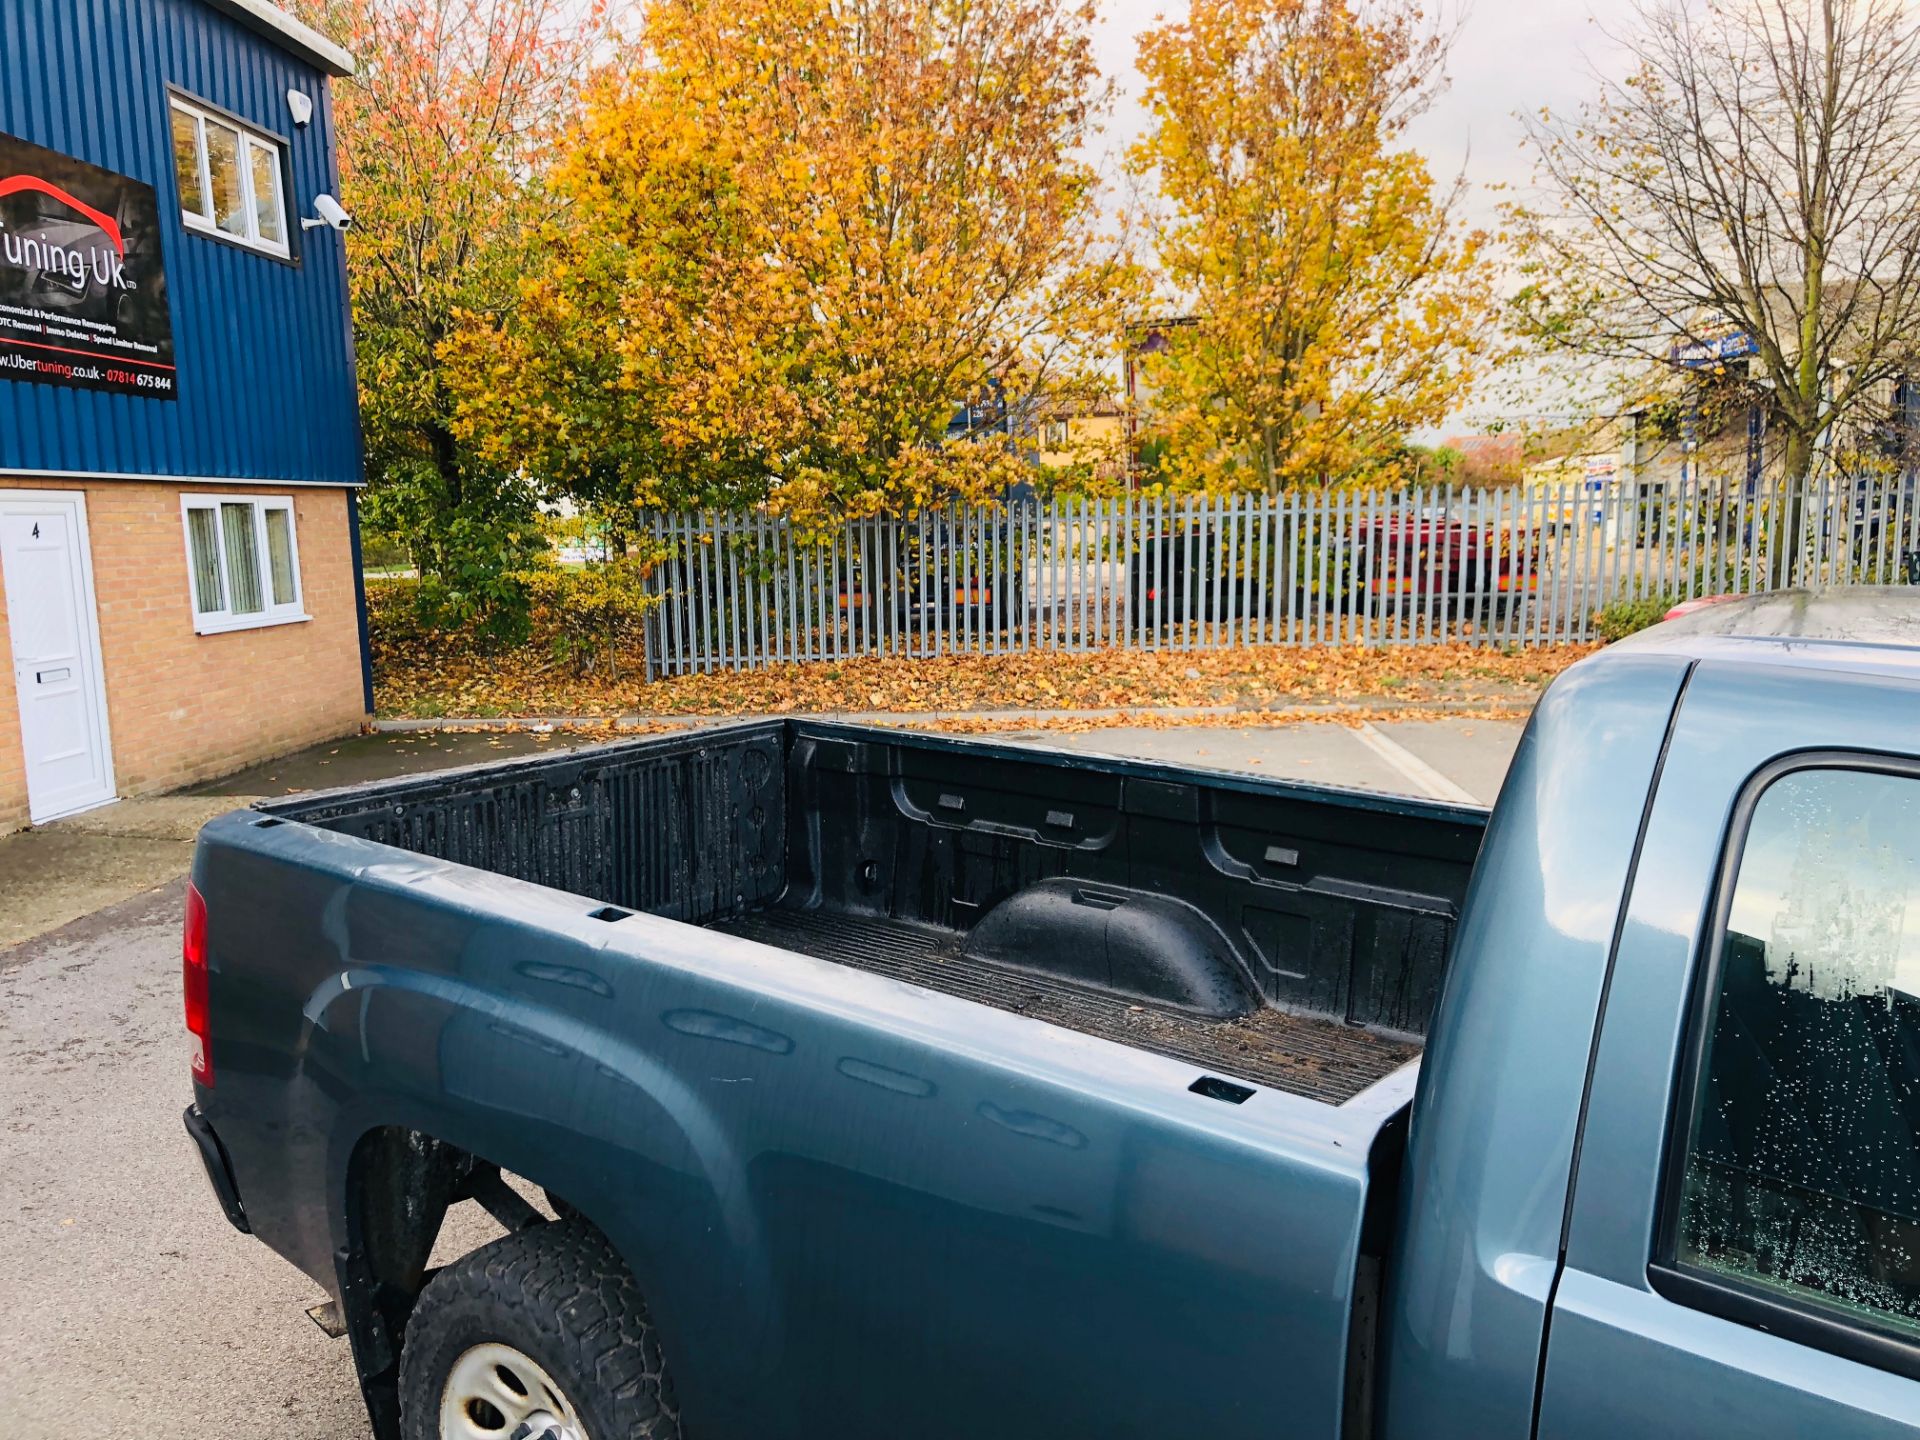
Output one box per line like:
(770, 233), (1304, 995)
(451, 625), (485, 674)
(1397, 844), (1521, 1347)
(398, 1218), (679, 1440)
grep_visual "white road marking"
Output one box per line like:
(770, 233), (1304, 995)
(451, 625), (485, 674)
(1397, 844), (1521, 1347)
(1351, 722), (1482, 806)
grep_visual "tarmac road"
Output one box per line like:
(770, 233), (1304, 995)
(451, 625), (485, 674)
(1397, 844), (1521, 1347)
(0, 881), (517, 1439)
(0, 716), (1523, 1438)
(0, 881), (368, 1437)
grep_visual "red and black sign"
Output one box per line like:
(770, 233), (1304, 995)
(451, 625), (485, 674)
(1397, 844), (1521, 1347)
(0, 131), (175, 400)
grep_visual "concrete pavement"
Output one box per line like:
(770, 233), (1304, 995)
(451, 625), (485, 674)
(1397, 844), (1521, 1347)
(0, 795), (257, 949)
(992, 716), (1521, 806)
(202, 711), (1526, 805)
(199, 726), (585, 797)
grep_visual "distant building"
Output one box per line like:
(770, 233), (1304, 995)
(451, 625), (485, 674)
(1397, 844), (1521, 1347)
(1034, 394), (1127, 478)
(945, 379), (1010, 441)
(1, 0), (368, 829)
(1442, 434), (1525, 487)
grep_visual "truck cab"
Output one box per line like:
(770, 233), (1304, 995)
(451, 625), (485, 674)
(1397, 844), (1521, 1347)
(1390, 590), (1920, 1440)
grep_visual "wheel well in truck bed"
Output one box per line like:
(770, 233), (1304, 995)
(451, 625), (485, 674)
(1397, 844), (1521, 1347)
(336, 1126), (615, 1440)
(271, 719), (1483, 1048)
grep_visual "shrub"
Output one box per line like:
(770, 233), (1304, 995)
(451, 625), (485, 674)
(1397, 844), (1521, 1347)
(522, 556), (657, 678)
(1593, 594), (1675, 642)
(361, 461), (548, 644)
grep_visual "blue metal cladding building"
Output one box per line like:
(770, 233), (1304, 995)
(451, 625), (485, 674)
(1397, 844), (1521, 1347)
(0, 0), (360, 481)
(0, 0), (373, 830)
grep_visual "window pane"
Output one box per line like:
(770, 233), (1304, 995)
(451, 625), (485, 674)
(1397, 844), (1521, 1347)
(221, 503), (264, 614)
(204, 120), (247, 238)
(264, 508), (296, 606)
(171, 106), (205, 218)
(249, 140), (284, 247)
(1678, 768), (1920, 1339)
(186, 507), (224, 614)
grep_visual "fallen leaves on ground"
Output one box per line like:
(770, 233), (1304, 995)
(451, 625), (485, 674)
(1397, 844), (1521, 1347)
(372, 583), (1597, 719)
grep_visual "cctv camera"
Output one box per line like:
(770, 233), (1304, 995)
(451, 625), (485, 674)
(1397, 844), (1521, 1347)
(302, 193), (352, 232)
(314, 193), (351, 230)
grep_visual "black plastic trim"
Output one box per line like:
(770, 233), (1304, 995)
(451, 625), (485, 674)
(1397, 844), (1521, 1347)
(183, 1104), (250, 1233)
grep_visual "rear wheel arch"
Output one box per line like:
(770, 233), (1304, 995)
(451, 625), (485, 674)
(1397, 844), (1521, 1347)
(333, 1124), (664, 1440)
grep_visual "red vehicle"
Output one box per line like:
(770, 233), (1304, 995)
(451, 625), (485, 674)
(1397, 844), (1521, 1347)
(1664, 595), (1743, 622)
(1343, 512), (1541, 617)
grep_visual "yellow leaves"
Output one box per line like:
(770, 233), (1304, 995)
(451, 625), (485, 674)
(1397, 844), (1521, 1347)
(440, 0), (1136, 525)
(1127, 0), (1494, 492)
(368, 574), (1596, 718)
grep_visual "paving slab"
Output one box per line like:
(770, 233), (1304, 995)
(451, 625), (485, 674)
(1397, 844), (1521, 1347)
(48, 793), (250, 841)
(0, 795), (261, 951)
(198, 727), (597, 796)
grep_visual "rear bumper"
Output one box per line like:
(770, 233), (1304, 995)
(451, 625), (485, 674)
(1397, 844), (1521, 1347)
(183, 1104), (250, 1234)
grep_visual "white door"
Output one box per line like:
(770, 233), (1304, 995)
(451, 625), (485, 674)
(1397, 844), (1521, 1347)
(0, 491), (114, 823)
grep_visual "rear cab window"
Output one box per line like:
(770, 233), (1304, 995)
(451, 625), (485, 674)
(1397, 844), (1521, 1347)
(1662, 762), (1920, 1362)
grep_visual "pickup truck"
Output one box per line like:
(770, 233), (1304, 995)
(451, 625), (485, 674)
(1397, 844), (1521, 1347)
(184, 589), (1920, 1440)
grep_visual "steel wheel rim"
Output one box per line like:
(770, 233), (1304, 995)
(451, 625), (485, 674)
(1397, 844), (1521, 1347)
(439, 1341), (589, 1440)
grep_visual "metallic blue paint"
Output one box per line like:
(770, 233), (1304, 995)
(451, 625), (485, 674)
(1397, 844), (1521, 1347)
(0, 0), (360, 486)
(193, 812), (1414, 1440)
(188, 595), (1920, 1439)
(1538, 658), (1920, 1439)
(1545, 1269), (1920, 1438)
(1377, 652), (1691, 1440)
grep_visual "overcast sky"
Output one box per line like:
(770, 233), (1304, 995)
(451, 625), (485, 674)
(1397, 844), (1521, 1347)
(1088, 0), (1646, 223)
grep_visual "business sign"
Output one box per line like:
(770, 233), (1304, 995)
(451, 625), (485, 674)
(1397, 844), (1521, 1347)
(0, 131), (175, 399)
(1670, 329), (1758, 369)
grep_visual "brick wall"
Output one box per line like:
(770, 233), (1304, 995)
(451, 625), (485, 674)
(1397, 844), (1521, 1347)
(0, 606), (21, 829)
(0, 478), (369, 830)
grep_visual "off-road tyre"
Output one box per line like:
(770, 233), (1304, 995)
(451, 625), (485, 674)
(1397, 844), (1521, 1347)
(398, 1217), (680, 1440)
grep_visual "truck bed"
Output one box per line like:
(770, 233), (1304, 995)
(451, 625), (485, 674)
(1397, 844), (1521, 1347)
(265, 720), (1482, 1103)
(708, 907), (1418, 1102)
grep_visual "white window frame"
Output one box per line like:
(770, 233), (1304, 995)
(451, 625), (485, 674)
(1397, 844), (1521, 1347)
(169, 94), (291, 259)
(180, 493), (310, 635)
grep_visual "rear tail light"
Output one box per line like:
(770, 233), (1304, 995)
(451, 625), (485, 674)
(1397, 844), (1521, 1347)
(183, 881), (212, 1086)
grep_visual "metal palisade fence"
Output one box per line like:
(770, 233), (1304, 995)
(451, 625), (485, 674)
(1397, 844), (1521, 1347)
(640, 474), (1920, 677)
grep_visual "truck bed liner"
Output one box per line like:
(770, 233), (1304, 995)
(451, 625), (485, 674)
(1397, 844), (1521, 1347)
(708, 906), (1417, 1104)
(267, 721), (1480, 1105)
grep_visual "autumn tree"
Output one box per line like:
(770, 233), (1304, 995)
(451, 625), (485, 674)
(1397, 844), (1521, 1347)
(450, 0), (1137, 524)
(298, 0), (607, 627)
(1128, 0), (1493, 494)
(1512, 0), (1920, 578)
